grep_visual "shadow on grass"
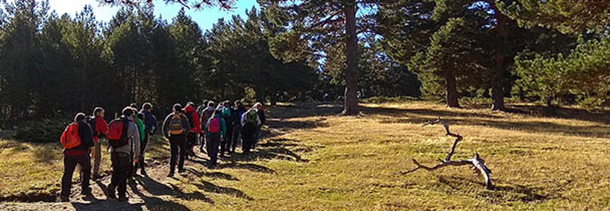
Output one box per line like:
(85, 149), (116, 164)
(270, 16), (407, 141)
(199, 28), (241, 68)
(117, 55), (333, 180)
(366, 106), (610, 138)
(436, 175), (548, 203)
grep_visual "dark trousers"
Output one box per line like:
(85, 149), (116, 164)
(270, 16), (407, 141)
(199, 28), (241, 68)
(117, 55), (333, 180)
(221, 125), (233, 155)
(241, 124), (257, 153)
(61, 154), (91, 197)
(137, 133), (150, 172)
(206, 134), (221, 166)
(253, 125), (262, 149)
(186, 132), (197, 153)
(169, 135), (187, 173)
(110, 152), (130, 198)
(232, 125), (242, 151)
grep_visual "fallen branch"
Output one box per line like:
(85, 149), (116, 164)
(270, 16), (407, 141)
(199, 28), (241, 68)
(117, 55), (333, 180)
(402, 118), (493, 190)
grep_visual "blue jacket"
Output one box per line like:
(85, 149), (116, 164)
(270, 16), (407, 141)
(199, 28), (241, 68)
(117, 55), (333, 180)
(140, 109), (158, 133)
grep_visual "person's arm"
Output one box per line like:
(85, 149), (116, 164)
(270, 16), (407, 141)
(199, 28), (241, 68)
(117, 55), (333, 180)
(152, 115), (158, 133)
(256, 115), (261, 126)
(204, 118), (209, 137)
(219, 118), (226, 140)
(194, 113), (201, 134)
(129, 123), (141, 159)
(241, 113), (246, 126)
(161, 114), (171, 138)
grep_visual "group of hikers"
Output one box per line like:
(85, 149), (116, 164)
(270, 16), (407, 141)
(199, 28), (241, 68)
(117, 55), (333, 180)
(59, 100), (266, 202)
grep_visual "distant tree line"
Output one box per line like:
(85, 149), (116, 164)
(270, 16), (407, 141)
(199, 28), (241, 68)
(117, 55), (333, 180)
(1, 0), (606, 126)
(0, 0), (419, 125)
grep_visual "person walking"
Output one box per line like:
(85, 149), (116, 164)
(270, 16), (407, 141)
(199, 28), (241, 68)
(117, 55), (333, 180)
(252, 102), (266, 149)
(184, 102), (201, 160)
(161, 103), (190, 177)
(199, 101), (215, 152)
(231, 101), (246, 153)
(88, 107), (108, 180)
(106, 107), (140, 202)
(138, 102), (157, 176)
(204, 107), (226, 169)
(241, 107), (261, 153)
(219, 101), (234, 156)
(60, 113), (95, 202)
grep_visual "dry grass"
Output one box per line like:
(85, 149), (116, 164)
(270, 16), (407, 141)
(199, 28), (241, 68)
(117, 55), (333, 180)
(2, 101), (610, 210)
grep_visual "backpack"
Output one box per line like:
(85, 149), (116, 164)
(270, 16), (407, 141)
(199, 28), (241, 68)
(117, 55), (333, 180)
(208, 117), (221, 133)
(245, 110), (258, 124)
(221, 108), (231, 118)
(60, 123), (81, 149)
(107, 118), (129, 147)
(169, 114), (184, 135)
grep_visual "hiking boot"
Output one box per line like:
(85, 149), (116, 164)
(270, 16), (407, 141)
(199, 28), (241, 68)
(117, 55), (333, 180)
(108, 184), (116, 199)
(167, 172), (175, 177)
(207, 164), (216, 169)
(118, 196), (128, 202)
(60, 196), (70, 202)
(178, 168), (186, 173)
(81, 187), (92, 196)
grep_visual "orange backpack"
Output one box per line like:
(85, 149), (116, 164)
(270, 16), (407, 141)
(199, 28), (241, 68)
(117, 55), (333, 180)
(60, 123), (81, 149)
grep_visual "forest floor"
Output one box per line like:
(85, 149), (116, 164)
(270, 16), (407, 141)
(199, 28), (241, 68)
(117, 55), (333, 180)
(1, 101), (610, 210)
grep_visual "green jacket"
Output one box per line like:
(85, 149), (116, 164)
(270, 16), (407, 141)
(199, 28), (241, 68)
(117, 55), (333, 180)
(135, 116), (145, 142)
(204, 113), (226, 139)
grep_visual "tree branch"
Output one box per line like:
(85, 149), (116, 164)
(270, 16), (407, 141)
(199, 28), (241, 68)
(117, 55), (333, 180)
(404, 118), (493, 190)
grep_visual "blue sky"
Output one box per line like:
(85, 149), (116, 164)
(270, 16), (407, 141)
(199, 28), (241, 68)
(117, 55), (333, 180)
(43, 0), (260, 32)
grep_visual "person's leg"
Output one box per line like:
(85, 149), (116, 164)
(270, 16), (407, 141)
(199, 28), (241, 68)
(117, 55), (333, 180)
(253, 125), (261, 149)
(77, 154), (92, 194)
(61, 156), (78, 199)
(178, 137), (187, 172)
(117, 154), (130, 200)
(209, 135), (220, 166)
(232, 126), (241, 153)
(93, 141), (102, 178)
(169, 137), (178, 174)
(108, 152), (119, 198)
(140, 133), (149, 174)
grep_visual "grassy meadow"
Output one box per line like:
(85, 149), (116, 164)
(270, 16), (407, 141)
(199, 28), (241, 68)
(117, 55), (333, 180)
(1, 101), (610, 210)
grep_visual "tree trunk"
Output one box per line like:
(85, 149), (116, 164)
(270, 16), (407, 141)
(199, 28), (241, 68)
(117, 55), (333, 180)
(445, 72), (460, 108)
(270, 92), (277, 106)
(491, 5), (508, 111)
(342, 3), (359, 115)
(255, 84), (265, 103)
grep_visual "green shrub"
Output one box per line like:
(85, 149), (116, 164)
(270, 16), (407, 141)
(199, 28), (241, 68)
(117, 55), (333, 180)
(15, 118), (71, 143)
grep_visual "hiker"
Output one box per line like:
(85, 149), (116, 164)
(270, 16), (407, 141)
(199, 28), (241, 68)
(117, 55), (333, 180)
(88, 107), (108, 180)
(241, 106), (261, 153)
(253, 102), (266, 149)
(128, 104), (145, 178)
(219, 101), (234, 156)
(162, 103), (191, 177)
(204, 107), (226, 168)
(184, 102), (201, 160)
(199, 101), (216, 152)
(231, 101), (246, 153)
(60, 113), (95, 202)
(196, 100), (208, 146)
(138, 102), (157, 176)
(107, 107), (140, 202)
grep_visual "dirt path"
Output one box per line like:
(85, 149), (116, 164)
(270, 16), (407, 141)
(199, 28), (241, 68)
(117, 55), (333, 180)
(0, 153), (213, 211)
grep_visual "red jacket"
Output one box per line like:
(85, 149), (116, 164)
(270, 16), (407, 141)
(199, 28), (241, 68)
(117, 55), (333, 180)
(185, 106), (201, 134)
(93, 117), (108, 143)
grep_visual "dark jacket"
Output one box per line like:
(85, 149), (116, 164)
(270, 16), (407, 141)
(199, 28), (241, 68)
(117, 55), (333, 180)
(140, 109), (158, 134)
(161, 112), (191, 138)
(64, 121), (94, 156)
(257, 109), (266, 125)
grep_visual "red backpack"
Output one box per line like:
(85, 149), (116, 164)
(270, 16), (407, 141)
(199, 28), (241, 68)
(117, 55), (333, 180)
(60, 123), (81, 149)
(208, 117), (220, 133)
(107, 118), (129, 147)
